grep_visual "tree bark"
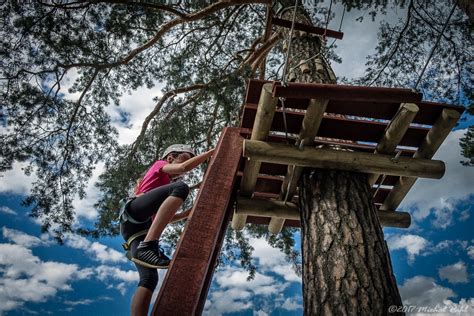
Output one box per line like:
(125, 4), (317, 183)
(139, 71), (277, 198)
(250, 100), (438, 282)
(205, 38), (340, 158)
(279, 5), (404, 315)
(299, 170), (403, 315)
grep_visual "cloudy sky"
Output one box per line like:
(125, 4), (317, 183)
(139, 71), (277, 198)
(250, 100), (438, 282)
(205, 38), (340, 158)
(1, 2), (473, 316)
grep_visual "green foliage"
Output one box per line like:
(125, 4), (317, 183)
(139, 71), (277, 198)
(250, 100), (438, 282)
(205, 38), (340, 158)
(1, 0), (471, 274)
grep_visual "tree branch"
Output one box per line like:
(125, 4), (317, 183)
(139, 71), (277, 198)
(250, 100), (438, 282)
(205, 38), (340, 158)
(129, 83), (207, 158)
(61, 68), (99, 172)
(57, 0), (270, 71)
(368, 0), (414, 86)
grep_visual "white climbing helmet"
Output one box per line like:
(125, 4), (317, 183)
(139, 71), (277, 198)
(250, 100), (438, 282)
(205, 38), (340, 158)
(161, 144), (196, 160)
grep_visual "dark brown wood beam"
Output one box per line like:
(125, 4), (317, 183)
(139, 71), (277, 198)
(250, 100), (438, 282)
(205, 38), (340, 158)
(272, 82), (422, 103)
(272, 17), (344, 39)
(152, 127), (243, 315)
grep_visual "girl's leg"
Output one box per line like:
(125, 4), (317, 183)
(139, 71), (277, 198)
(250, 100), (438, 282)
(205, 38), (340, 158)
(128, 181), (189, 223)
(130, 238), (158, 315)
(144, 196), (183, 242)
(131, 286), (153, 316)
(128, 181), (189, 268)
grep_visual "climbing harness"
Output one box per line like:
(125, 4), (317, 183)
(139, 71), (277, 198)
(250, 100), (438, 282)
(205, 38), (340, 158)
(122, 229), (149, 261)
(117, 196), (150, 261)
(117, 197), (150, 225)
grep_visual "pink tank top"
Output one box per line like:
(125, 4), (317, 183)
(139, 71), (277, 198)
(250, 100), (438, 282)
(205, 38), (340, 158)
(135, 160), (170, 195)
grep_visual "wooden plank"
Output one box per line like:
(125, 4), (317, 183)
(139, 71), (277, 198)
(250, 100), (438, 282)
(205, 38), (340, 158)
(272, 82), (422, 103)
(236, 197), (411, 228)
(244, 139), (445, 179)
(233, 83), (279, 230)
(272, 17), (344, 39)
(381, 109), (461, 211)
(244, 80), (465, 125)
(152, 127), (242, 315)
(241, 127), (417, 156)
(241, 104), (430, 147)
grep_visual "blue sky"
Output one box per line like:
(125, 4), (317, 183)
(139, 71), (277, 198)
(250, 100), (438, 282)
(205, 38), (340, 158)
(0, 125), (473, 315)
(1, 2), (473, 316)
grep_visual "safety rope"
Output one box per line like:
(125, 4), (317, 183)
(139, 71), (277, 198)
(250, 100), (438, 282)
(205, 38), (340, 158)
(280, 0), (299, 87)
(327, 4), (345, 51)
(413, 1), (456, 90)
(323, 0), (333, 40)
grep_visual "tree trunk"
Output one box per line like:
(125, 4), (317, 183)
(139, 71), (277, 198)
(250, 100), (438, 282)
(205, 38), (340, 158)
(299, 170), (403, 315)
(279, 5), (404, 315)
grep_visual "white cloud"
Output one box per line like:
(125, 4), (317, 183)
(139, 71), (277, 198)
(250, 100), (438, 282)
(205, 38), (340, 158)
(281, 297), (303, 311)
(399, 276), (456, 307)
(204, 267), (276, 315)
(0, 243), (91, 314)
(204, 235), (302, 315)
(438, 261), (469, 284)
(250, 237), (301, 283)
(386, 234), (429, 262)
(423, 239), (470, 257)
(72, 162), (106, 221)
(2, 227), (51, 248)
(399, 276), (474, 315)
(459, 210), (470, 222)
(467, 246), (474, 260)
(0, 206), (17, 216)
(64, 233), (126, 264)
(95, 265), (138, 283)
(215, 269), (275, 289)
(110, 84), (164, 146)
(0, 162), (34, 195)
(400, 129), (474, 229)
(64, 299), (94, 306)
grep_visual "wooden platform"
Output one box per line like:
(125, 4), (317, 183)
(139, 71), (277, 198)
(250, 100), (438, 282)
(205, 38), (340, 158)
(233, 80), (464, 232)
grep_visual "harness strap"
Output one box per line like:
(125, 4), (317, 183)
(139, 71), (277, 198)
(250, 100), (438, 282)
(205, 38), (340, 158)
(117, 197), (150, 225)
(122, 229), (149, 251)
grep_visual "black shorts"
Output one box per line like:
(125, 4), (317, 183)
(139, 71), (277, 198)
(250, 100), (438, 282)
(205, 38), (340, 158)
(120, 181), (189, 291)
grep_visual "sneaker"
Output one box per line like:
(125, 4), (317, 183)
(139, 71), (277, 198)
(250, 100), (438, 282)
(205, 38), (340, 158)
(132, 240), (171, 269)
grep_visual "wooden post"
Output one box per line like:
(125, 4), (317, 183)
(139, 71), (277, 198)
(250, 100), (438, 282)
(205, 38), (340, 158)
(368, 103), (419, 185)
(236, 197), (411, 228)
(381, 108), (461, 211)
(269, 98), (328, 234)
(152, 127), (242, 315)
(232, 83), (278, 230)
(243, 139), (446, 179)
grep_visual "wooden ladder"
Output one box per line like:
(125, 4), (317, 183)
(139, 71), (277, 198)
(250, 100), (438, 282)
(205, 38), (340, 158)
(151, 127), (243, 315)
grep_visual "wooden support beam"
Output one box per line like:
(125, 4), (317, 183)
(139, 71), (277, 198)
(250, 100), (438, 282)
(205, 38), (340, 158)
(272, 17), (344, 39)
(232, 83), (278, 231)
(376, 210), (411, 228)
(381, 109), (461, 211)
(269, 98), (328, 234)
(368, 103), (419, 185)
(236, 197), (411, 228)
(236, 196), (299, 220)
(152, 128), (242, 315)
(244, 140), (445, 179)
